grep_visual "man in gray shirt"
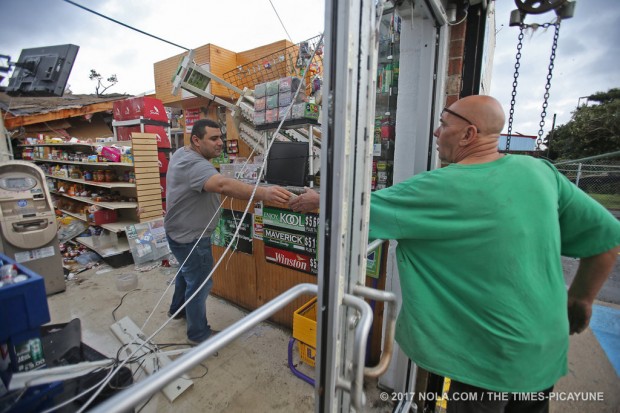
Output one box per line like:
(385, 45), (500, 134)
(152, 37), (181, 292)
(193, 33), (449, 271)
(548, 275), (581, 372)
(165, 118), (291, 344)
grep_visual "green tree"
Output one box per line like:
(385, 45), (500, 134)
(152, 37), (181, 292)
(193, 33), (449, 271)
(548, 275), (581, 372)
(545, 87), (620, 160)
(89, 69), (118, 97)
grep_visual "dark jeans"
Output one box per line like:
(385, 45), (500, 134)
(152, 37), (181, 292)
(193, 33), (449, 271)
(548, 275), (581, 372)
(167, 235), (215, 342)
(447, 380), (553, 413)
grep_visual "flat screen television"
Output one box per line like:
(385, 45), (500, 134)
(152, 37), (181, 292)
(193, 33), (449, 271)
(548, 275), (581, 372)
(6, 44), (79, 97)
(264, 141), (309, 187)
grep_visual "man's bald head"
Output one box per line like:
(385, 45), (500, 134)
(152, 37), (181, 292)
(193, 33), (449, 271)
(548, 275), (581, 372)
(449, 95), (505, 136)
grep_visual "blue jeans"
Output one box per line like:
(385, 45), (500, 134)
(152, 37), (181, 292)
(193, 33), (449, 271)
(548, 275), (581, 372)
(167, 235), (215, 342)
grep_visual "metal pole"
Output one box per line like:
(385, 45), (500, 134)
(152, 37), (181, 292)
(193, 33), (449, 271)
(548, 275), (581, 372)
(554, 150), (620, 166)
(575, 162), (582, 187)
(309, 124), (314, 188)
(546, 113), (556, 158)
(317, 0), (380, 411)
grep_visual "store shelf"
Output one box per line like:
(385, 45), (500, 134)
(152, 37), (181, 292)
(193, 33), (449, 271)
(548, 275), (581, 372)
(112, 118), (170, 127)
(58, 209), (133, 233)
(52, 191), (137, 210)
(19, 141), (125, 147)
(76, 236), (130, 257)
(30, 158), (134, 167)
(45, 174), (136, 189)
(58, 208), (88, 222)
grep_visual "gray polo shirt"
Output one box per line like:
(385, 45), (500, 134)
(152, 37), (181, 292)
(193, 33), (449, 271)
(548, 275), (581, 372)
(164, 146), (221, 243)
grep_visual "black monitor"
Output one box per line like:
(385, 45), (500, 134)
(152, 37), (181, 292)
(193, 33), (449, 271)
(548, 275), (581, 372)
(6, 44), (79, 97)
(264, 141), (309, 187)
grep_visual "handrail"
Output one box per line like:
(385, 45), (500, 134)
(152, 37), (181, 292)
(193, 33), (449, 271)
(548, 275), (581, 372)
(361, 239), (398, 378)
(354, 285), (397, 377)
(89, 283), (318, 413)
(340, 293), (373, 411)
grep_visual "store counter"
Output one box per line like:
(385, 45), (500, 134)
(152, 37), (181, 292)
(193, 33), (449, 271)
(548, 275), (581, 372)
(209, 194), (387, 364)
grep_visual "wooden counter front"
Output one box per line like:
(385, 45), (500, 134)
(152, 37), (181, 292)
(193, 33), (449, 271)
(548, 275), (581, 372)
(209, 196), (386, 365)
(210, 197), (316, 329)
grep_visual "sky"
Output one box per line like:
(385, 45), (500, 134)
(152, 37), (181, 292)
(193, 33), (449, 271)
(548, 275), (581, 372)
(1, 0), (619, 136)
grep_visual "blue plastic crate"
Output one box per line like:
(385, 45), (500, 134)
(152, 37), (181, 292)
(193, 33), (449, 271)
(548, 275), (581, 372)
(0, 253), (50, 343)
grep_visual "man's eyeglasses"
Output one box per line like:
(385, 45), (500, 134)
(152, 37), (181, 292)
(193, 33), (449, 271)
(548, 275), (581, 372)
(441, 107), (480, 133)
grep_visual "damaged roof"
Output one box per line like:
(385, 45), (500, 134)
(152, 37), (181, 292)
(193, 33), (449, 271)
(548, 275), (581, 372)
(0, 92), (132, 129)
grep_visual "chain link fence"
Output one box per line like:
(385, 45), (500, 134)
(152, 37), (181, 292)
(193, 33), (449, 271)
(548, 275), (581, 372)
(555, 159), (620, 210)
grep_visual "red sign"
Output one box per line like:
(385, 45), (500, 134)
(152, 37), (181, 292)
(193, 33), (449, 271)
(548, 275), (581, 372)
(185, 108), (201, 133)
(264, 245), (317, 275)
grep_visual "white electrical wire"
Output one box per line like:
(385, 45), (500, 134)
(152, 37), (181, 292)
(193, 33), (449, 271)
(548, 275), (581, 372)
(77, 33), (324, 413)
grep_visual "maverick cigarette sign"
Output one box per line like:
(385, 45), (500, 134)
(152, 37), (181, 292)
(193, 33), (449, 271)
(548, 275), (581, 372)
(263, 227), (317, 256)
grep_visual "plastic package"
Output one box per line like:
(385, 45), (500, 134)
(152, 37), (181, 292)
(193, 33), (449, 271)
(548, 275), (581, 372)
(254, 111), (266, 126)
(266, 80), (280, 96)
(254, 82), (266, 98)
(116, 273), (138, 291)
(279, 76), (292, 92)
(292, 103), (306, 119)
(254, 97), (266, 111)
(266, 94), (279, 109)
(265, 108), (279, 123)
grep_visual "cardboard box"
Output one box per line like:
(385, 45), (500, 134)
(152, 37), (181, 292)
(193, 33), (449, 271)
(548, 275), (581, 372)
(116, 126), (139, 141)
(130, 97), (168, 122)
(89, 209), (118, 225)
(160, 176), (167, 197)
(113, 100), (125, 121)
(304, 103), (320, 120)
(157, 151), (169, 173)
(143, 125), (171, 148)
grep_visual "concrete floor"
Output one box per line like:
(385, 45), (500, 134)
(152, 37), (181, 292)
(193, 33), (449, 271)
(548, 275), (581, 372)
(45, 259), (620, 412)
(47, 264), (393, 412)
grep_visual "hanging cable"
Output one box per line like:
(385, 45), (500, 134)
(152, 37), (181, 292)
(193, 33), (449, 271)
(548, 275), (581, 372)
(268, 0), (294, 43)
(63, 0), (190, 51)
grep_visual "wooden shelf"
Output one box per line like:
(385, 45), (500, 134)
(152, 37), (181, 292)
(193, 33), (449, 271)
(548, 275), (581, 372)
(76, 236), (130, 257)
(30, 158), (134, 167)
(45, 174), (136, 189)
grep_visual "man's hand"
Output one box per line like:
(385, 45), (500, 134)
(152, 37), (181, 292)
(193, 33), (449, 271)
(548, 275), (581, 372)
(566, 246), (619, 334)
(289, 188), (320, 212)
(567, 296), (592, 334)
(262, 185), (293, 204)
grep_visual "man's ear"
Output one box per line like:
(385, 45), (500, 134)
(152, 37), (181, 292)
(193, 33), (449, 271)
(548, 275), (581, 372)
(459, 126), (476, 146)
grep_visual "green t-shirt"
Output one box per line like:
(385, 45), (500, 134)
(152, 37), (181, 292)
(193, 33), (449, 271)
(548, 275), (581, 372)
(369, 154), (620, 392)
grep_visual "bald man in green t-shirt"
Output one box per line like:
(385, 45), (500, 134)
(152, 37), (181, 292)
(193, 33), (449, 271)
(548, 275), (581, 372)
(290, 95), (620, 413)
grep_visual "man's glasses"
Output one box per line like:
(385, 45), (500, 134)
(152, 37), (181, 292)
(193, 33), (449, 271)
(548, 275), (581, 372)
(441, 107), (480, 133)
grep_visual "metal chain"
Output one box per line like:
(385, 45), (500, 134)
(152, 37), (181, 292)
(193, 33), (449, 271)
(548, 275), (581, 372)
(506, 21), (561, 152)
(505, 24), (525, 152)
(536, 20), (561, 149)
